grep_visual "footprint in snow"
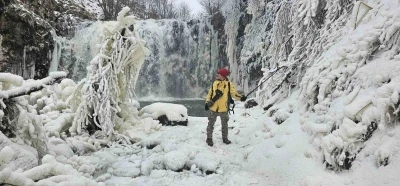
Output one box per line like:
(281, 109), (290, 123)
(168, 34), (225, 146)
(275, 139), (286, 148)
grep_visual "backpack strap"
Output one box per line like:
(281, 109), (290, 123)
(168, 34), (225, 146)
(210, 82), (214, 99)
(228, 82), (235, 115)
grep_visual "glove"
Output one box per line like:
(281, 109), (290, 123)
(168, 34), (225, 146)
(205, 103), (209, 111)
(240, 96), (247, 102)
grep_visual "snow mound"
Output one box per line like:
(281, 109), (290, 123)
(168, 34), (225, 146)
(164, 150), (189, 171)
(0, 132), (38, 171)
(110, 160), (141, 177)
(187, 152), (220, 172)
(139, 102), (188, 122)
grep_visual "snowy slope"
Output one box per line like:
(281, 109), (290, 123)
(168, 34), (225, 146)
(91, 91), (400, 186)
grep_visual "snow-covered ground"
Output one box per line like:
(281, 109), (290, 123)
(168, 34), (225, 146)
(1, 91), (399, 185)
(81, 92), (398, 186)
(3, 0), (400, 185)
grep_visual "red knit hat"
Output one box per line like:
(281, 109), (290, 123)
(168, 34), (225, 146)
(218, 68), (230, 78)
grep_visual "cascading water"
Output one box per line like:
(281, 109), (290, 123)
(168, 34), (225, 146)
(49, 30), (64, 73)
(52, 18), (224, 98)
(56, 21), (106, 81)
(135, 19), (223, 98)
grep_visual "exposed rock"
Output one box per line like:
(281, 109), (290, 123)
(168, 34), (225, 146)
(0, 0), (95, 79)
(158, 115), (188, 126)
(244, 99), (258, 108)
(0, 3), (54, 79)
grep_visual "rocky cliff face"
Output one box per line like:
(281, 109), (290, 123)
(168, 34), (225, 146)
(222, 0), (283, 94)
(0, 0), (94, 79)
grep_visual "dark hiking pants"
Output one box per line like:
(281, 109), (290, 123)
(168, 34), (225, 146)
(207, 111), (229, 141)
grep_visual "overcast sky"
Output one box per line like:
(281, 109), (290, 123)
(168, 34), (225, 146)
(175, 0), (204, 15)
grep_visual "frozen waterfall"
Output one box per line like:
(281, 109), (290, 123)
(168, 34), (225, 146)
(52, 19), (224, 98)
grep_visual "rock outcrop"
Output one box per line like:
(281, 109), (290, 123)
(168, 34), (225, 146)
(0, 0), (95, 79)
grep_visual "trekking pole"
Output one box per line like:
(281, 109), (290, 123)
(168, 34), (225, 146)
(245, 66), (288, 97)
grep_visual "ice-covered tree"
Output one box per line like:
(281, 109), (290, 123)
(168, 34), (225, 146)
(177, 2), (191, 21)
(70, 7), (150, 141)
(199, 0), (224, 15)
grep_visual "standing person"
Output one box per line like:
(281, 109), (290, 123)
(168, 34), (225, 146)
(205, 68), (247, 146)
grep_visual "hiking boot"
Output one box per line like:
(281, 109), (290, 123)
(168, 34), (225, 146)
(206, 138), (213, 146)
(223, 139), (231, 144)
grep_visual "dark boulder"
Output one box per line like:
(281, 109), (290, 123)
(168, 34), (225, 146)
(157, 115), (188, 126)
(244, 99), (258, 109)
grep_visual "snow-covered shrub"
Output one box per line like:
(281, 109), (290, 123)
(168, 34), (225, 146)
(71, 7), (150, 138)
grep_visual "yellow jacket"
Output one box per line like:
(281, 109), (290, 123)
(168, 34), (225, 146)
(206, 79), (242, 112)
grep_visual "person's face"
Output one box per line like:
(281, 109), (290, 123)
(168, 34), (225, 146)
(217, 73), (225, 80)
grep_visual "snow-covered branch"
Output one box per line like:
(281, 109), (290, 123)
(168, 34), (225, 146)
(0, 72), (66, 101)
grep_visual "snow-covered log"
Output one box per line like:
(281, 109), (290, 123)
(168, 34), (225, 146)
(0, 72), (66, 101)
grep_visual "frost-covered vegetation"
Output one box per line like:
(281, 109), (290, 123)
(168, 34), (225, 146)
(299, 0), (400, 170)
(0, 7), (164, 185)
(235, 0), (400, 171)
(71, 7), (150, 138)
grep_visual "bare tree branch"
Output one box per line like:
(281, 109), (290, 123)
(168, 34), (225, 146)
(177, 2), (191, 21)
